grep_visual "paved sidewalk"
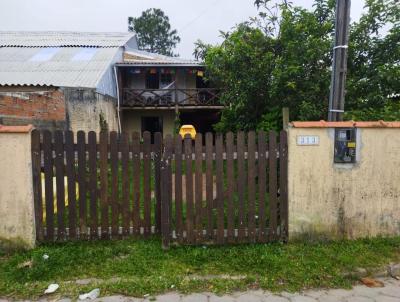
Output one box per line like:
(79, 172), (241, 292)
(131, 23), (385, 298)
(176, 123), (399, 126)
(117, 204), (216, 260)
(2, 277), (399, 302)
(94, 278), (400, 302)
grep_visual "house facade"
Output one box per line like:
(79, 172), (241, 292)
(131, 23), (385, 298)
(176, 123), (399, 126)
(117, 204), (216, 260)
(116, 49), (222, 136)
(0, 31), (222, 135)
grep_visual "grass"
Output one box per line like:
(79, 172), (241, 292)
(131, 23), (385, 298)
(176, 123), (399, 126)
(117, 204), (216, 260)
(0, 237), (399, 299)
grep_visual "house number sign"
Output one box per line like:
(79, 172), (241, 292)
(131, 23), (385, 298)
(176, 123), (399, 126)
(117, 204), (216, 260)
(297, 135), (320, 146)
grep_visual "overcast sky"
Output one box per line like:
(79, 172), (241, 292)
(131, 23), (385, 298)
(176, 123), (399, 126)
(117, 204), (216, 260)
(0, 0), (366, 58)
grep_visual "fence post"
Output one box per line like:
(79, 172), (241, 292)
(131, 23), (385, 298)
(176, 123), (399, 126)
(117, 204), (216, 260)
(161, 135), (173, 250)
(279, 130), (289, 241)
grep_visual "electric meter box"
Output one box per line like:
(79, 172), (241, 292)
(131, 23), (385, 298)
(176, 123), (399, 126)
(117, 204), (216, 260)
(334, 128), (357, 163)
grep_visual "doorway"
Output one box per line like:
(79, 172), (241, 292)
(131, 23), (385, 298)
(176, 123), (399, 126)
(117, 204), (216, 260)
(141, 116), (163, 142)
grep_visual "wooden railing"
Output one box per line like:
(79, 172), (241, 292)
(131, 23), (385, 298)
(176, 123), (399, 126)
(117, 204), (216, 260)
(121, 88), (222, 107)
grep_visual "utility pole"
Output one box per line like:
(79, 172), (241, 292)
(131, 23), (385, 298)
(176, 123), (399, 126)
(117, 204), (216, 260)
(328, 0), (351, 121)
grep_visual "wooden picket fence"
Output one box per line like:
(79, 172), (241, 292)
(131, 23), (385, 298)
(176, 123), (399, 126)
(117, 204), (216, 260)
(31, 130), (288, 247)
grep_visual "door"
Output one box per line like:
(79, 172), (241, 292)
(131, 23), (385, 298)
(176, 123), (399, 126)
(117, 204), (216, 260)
(141, 116), (163, 143)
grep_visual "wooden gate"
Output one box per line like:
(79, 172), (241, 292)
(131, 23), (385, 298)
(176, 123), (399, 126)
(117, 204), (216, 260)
(31, 130), (287, 246)
(160, 131), (288, 248)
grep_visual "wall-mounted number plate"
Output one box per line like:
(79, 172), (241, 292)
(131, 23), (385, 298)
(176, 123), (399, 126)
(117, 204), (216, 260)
(297, 135), (320, 146)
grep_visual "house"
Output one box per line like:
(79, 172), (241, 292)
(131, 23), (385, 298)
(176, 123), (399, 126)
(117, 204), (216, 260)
(0, 31), (137, 132)
(0, 31), (222, 135)
(115, 49), (222, 136)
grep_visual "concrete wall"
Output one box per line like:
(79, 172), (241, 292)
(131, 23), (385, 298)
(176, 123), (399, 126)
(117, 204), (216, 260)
(121, 109), (175, 136)
(64, 89), (118, 133)
(288, 124), (400, 240)
(0, 125), (36, 249)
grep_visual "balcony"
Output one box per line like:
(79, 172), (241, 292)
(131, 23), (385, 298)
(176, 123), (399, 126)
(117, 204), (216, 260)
(121, 88), (222, 108)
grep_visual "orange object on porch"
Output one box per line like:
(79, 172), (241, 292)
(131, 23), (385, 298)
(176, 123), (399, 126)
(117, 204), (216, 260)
(179, 125), (197, 139)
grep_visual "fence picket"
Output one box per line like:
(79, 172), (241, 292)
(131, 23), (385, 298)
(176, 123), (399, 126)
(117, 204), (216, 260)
(31, 130), (43, 241)
(88, 131), (98, 239)
(269, 131), (278, 240)
(132, 132), (140, 235)
(54, 131), (65, 240)
(237, 131), (246, 241)
(77, 131), (87, 238)
(43, 130), (54, 241)
(216, 133), (224, 244)
(174, 136), (183, 242)
(184, 135), (194, 243)
(161, 135), (173, 249)
(247, 131), (256, 242)
(205, 132), (214, 239)
(100, 131), (109, 239)
(121, 132), (130, 236)
(65, 131), (77, 239)
(110, 131), (119, 238)
(226, 132), (235, 243)
(154, 132), (162, 232)
(195, 133), (203, 241)
(257, 131), (267, 242)
(143, 131), (151, 236)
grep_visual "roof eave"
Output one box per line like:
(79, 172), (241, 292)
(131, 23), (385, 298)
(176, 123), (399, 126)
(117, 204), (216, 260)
(115, 62), (204, 68)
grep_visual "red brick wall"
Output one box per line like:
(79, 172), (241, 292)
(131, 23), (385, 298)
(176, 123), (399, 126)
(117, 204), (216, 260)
(0, 90), (66, 121)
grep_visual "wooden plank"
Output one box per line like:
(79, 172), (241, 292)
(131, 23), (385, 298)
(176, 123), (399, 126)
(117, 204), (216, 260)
(65, 131), (77, 240)
(237, 131), (246, 241)
(161, 135), (173, 249)
(226, 132), (235, 243)
(88, 131), (98, 239)
(31, 130), (43, 241)
(54, 131), (65, 240)
(99, 131), (109, 239)
(184, 135), (194, 244)
(247, 131), (256, 242)
(215, 133), (224, 244)
(143, 131), (151, 236)
(174, 135), (183, 242)
(121, 132), (130, 236)
(279, 130), (289, 241)
(77, 131), (87, 239)
(132, 132), (141, 235)
(110, 131), (119, 238)
(257, 131), (267, 242)
(269, 131), (278, 240)
(195, 133), (203, 242)
(43, 130), (54, 241)
(205, 133), (213, 240)
(154, 132), (162, 233)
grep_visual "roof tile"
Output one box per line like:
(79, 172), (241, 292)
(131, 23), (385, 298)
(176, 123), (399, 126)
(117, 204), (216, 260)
(291, 120), (400, 128)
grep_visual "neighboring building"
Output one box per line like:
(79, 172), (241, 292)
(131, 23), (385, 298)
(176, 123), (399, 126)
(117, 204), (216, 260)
(0, 31), (222, 135)
(116, 49), (222, 136)
(0, 31), (137, 132)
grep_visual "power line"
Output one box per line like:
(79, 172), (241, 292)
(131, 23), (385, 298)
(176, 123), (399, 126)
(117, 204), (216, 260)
(178, 0), (223, 33)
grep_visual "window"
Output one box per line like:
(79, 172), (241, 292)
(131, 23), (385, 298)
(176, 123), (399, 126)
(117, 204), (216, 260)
(29, 47), (60, 62)
(71, 48), (98, 61)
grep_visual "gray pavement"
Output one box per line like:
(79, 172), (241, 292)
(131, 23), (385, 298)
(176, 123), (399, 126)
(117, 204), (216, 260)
(2, 277), (399, 302)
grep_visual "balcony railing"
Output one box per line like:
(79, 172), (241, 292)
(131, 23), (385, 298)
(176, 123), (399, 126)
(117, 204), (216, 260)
(121, 88), (222, 108)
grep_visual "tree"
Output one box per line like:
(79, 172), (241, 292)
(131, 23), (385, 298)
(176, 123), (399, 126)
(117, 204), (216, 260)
(128, 8), (181, 56)
(196, 0), (400, 132)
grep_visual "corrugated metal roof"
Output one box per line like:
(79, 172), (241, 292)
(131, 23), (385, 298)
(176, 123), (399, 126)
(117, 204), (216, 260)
(120, 49), (202, 66)
(0, 47), (119, 89)
(0, 31), (136, 48)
